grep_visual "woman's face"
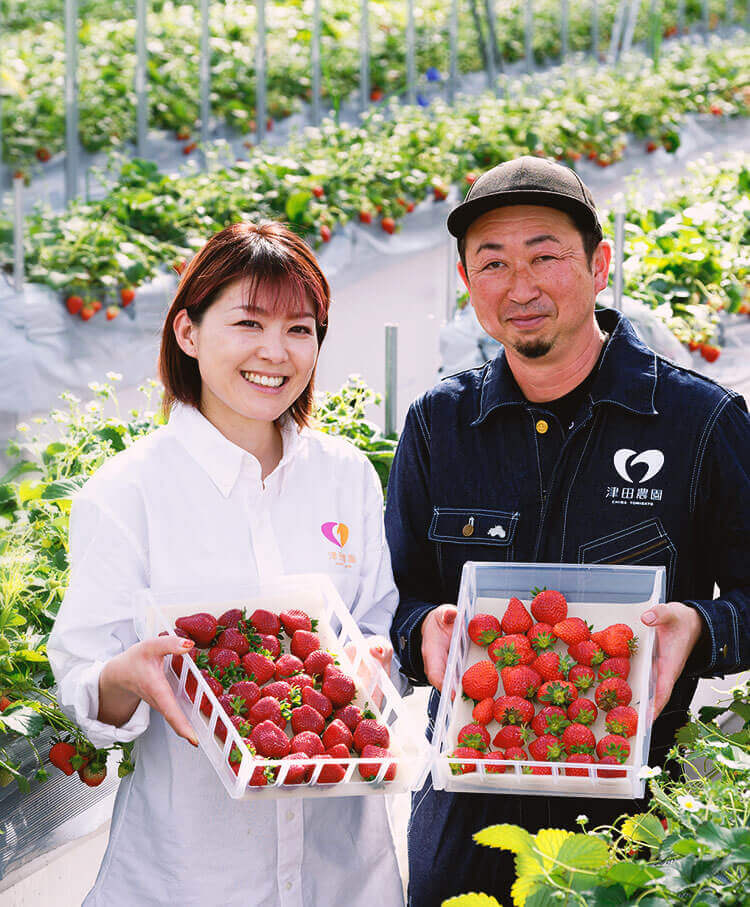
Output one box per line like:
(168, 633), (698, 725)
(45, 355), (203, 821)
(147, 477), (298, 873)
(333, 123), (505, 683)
(175, 278), (319, 429)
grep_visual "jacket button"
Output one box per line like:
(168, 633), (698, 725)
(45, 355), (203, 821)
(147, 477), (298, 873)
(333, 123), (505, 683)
(536, 419), (549, 434)
(721, 644), (728, 658)
(400, 635), (407, 649)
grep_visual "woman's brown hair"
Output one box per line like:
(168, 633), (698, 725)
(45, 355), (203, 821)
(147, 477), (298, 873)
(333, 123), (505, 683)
(159, 221), (330, 429)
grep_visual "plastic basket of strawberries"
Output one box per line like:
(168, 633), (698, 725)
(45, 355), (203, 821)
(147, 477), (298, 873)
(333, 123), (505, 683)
(431, 562), (663, 799)
(134, 574), (427, 799)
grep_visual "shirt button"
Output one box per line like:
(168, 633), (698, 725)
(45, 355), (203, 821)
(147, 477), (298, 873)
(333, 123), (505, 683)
(285, 881), (293, 891)
(286, 810), (295, 822)
(536, 419), (549, 435)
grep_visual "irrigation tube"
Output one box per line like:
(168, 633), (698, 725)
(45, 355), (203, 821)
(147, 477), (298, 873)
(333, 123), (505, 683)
(135, 0), (147, 156)
(256, 0), (267, 144)
(64, 0), (79, 202)
(385, 325), (398, 437)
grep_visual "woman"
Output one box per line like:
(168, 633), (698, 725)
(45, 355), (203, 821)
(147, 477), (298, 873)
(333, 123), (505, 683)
(48, 222), (405, 906)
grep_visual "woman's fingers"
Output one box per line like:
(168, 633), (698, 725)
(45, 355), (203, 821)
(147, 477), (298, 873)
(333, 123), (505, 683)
(146, 670), (199, 747)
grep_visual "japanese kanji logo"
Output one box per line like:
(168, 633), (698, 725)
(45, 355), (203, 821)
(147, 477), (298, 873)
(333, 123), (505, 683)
(606, 449), (664, 506)
(613, 449), (664, 484)
(321, 521), (349, 548)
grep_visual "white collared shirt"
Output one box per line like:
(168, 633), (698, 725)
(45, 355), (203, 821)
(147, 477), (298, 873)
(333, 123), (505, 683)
(47, 404), (404, 907)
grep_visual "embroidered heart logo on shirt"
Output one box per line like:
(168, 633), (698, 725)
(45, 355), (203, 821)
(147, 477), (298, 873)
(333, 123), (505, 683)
(613, 448), (665, 484)
(321, 521), (349, 548)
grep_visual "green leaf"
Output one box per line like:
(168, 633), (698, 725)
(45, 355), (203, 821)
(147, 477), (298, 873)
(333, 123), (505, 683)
(698, 704), (727, 723)
(19, 480), (45, 503)
(41, 476), (88, 500)
(604, 861), (663, 895)
(694, 822), (750, 851)
(525, 890), (567, 907)
(473, 824), (536, 856)
(442, 896), (502, 907)
(671, 839), (700, 856)
(555, 834), (609, 872)
(95, 427), (126, 452)
(620, 814), (665, 847)
(0, 460), (41, 484)
(285, 190), (312, 222)
(0, 705), (45, 737)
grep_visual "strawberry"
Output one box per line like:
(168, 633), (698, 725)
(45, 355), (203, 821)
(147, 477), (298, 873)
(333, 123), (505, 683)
(199, 673), (223, 716)
(36, 147), (52, 162)
(591, 624), (637, 657)
(370, 87), (384, 101)
(530, 588), (567, 625)
(176, 125), (191, 140)
(175, 612), (218, 647)
(567, 698), (598, 726)
(208, 647), (240, 678)
(353, 719), (390, 752)
(595, 677), (632, 711)
(599, 657), (630, 680)
(258, 680), (292, 704)
(381, 217), (396, 234)
(605, 705), (638, 738)
(65, 295), (84, 315)
(314, 754), (347, 784)
(320, 225), (332, 243)
(259, 634), (281, 658)
(500, 598), (533, 635)
(484, 750), (508, 774)
(218, 608), (244, 628)
(537, 680), (578, 706)
(302, 686), (333, 718)
(489, 634), (535, 666)
(503, 746), (528, 762)
(290, 630), (320, 661)
(646, 140), (658, 153)
(500, 666), (542, 700)
(0, 696), (11, 712)
(528, 734), (566, 762)
(241, 651), (275, 684)
(248, 696), (285, 729)
(448, 746), (483, 775)
(433, 183), (448, 201)
(249, 609), (281, 636)
(531, 705), (569, 738)
(457, 723), (490, 751)
(527, 622), (556, 652)
(531, 651), (563, 681)
(467, 613), (501, 646)
(80, 305), (95, 321)
(359, 745), (396, 781)
(564, 753), (596, 776)
(215, 628), (250, 656)
(322, 719), (354, 751)
(700, 344), (720, 363)
(91, 300), (102, 314)
(552, 617), (590, 646)
(280, 609), (312, 634)
(182, 141), (197, 154)
(492, 725), (531, 749)
(275, 654), (304, 680)
(568, 664), (596, 692)
(79, 761), (107, 786)
(596, 734), (630, 761)
(561, 723), (596, 753)
(172, 258), (187, 275)
(291, 731), (325, 757)
(528, 764), (553, 775)
(567, 640), (605, 666)
(281, 752), (313, 785)
(359, 210), (373, 224)
(462, 660), (499, 701)
(291, 705), (325, 735)
(472, 698), (495, 726)
(251, 720), (291, 758)
(48, 742), (78, 775)
(465, 172), (478, 185)
(120, 287), (136, 306)
(288, 673), (314, 691)
(597, 754), (627, 778)
(321, 671), (356, 707)
(493, 695), (534, 726)
(215, 713), (252, 744)
(304, 650), (335, 677)
(312, 185), (325, 198)
(333, 704), (366, 731)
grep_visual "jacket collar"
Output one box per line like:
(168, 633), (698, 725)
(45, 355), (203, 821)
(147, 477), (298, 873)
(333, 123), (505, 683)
(471, 308), (658, 426)
(166, 404), (302, 497)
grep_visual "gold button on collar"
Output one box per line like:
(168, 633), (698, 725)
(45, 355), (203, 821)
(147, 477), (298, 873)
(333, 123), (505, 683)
(536, 419), (549, 435)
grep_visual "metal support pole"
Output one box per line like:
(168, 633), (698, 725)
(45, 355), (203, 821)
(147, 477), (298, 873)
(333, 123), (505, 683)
(561, 0), (569, 60)
(621, 0), (642, 55)
(384, 324), (398, 437)
(312, 0), (322, 124)
(591, 0), (599, 58)
(406, 0), (416, 105)
(256, 0), (266, 143)
(702, 0), (709, 33)
(200, 0), (210, 147)
(613, 205), (625, 312)
(607, 0), (627, 61)
(525, 0), (534, 71)
(13, 175), (23, 293)
(448, 0), (459, 103)
(64, 0), (79, 202)
(484, 0), (498, 91)
(360, 0), (370, 111)
(135, 0), (147, 155)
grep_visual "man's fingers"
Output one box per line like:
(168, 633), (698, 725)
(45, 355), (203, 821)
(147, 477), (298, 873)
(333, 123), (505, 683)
(438, 606), (458, 629)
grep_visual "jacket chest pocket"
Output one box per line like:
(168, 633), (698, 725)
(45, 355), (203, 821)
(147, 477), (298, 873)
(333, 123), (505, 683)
(578, 518), (677, 599)
(428, 506), (519, 590)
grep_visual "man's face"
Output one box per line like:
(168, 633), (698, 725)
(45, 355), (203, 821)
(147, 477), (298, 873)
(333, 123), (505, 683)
(458, 205), (610, 360)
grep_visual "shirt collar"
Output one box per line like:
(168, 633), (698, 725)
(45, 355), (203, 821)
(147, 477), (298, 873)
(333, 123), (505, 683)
(471, 308), (658, 426)
(166, 404), (303, 497)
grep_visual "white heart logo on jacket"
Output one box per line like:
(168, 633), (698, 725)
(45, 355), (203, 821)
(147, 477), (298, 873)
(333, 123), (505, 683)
(613, 449), (665, 484)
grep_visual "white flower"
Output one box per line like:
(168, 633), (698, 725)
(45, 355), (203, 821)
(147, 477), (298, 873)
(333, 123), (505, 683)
(576, 815), (588, 824)
(638, 765), (662, 779)
(106, 371), (123, 382)
(85, 401), (102, 414)
(15, 423), (29, 433)
(676, 794), (705, 813)
(50, 410), (67, 423)
(88, 381), (102, 393)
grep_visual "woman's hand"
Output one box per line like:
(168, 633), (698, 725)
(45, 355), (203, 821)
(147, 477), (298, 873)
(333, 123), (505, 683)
(98, 636), (199, 746)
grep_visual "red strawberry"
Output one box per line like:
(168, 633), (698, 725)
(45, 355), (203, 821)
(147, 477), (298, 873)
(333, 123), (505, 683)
(106, 304), (120, 321)
(599, 657), (631, 680)
(595, 677), (632, 711)
(472, 698), (495, 726)
(185, 667), (217, 708)
(175, 612), (218, 647)
(200, 672), (224, 716)
(500, 598), (533, 635)
(564, 753), (596, 776)
(467, 613), (501, 646)
(251, 720), (291, 758)
(48, 742), (78, 775)
(333, 704), (365, 731)
(80, 305), (95, 321)
(242, 651), (275, 684)
(288, 673), (314, 691)
(605, 706), (638, 738)
(208, 647), (240, 677)
(275, 654), (304, 680)
(489, 634), (535, 666)
(321, 671), (356, 707)
(120, 286), (136, 306)
(249, 609), (281, 636)
(567, 640), (605, 666)
(591, 624), (637, 657)
(370, 87), (384, 101)
(503, 746), (528, 762)
(527, 622), (556, 652)
(597, 754), (627, 778)
(596, 734), (630, 761)
(457, 723), (490, 751)
(381, 217), (396, 234)
(291, 705), (325, 735)
(700, 344), (720, 363)
(248, 696), (285, 729)
(320, 225), (332, 242)
(215, 712), (252, 744)
(353, 719), (390, 752)
(561, 723), (596, 753)
(302, 686), (333, 718)
(79, 761), (107, 786)
(531, 705), (569, 738)
(569, 664), (596, 692)
(646, 140), (658, 153)
(537, 680), (578, 706)
(567, 698), (598, 726)
(290, 630), (320, 661)
(531, 651), (563, 681)
(528, 764), (553, 775)
(448, 747), (483, 775)
(493, 725), (531, 749)
(262, 680), (292, 701)
(359, 745), (396, 781)
(312, 185), (325, 198)
(484, 750), (508, 774)
(260, 634), (282, 658)
(462, 660), (499, 701)
(359, 210), (373, 224)
(322, 719), (354, 751)
(218, 608), (244, 628)
(290, 731), (325, 757)
(281, 752), (313, 784)
(0, 696), (11, 712)
(304, 650), (335, 678)
(36, 147), (51, 162)
(65, 295), (84, 316)
(493, 695), (534, 726)
(215, 628), (250, 656)
(528, 733), (566, 762)
(315, 754), (346, 784)
(280, 609), (312, 634)
(530, 588), (567, 625)
(552, 618), (590, 646)
(500, 666), (542, 700)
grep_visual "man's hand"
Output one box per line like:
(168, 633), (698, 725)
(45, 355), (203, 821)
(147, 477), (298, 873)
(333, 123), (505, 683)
(421, 604), (458, 691)
(641, 602), (703, 719)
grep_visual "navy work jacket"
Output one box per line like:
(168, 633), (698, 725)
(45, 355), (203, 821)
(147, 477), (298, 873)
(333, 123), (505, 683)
(387, 308), (750, 765)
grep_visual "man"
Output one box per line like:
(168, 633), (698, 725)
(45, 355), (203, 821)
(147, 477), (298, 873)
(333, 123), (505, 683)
(385, 156), (750, 905)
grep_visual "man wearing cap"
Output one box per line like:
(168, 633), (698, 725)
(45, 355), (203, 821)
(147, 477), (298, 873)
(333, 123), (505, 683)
(385, 156), (750, 904)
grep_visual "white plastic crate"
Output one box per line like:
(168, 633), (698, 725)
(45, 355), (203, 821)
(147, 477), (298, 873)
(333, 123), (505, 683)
(134, 574), (428, 799)
(431, 562), (662, 799)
